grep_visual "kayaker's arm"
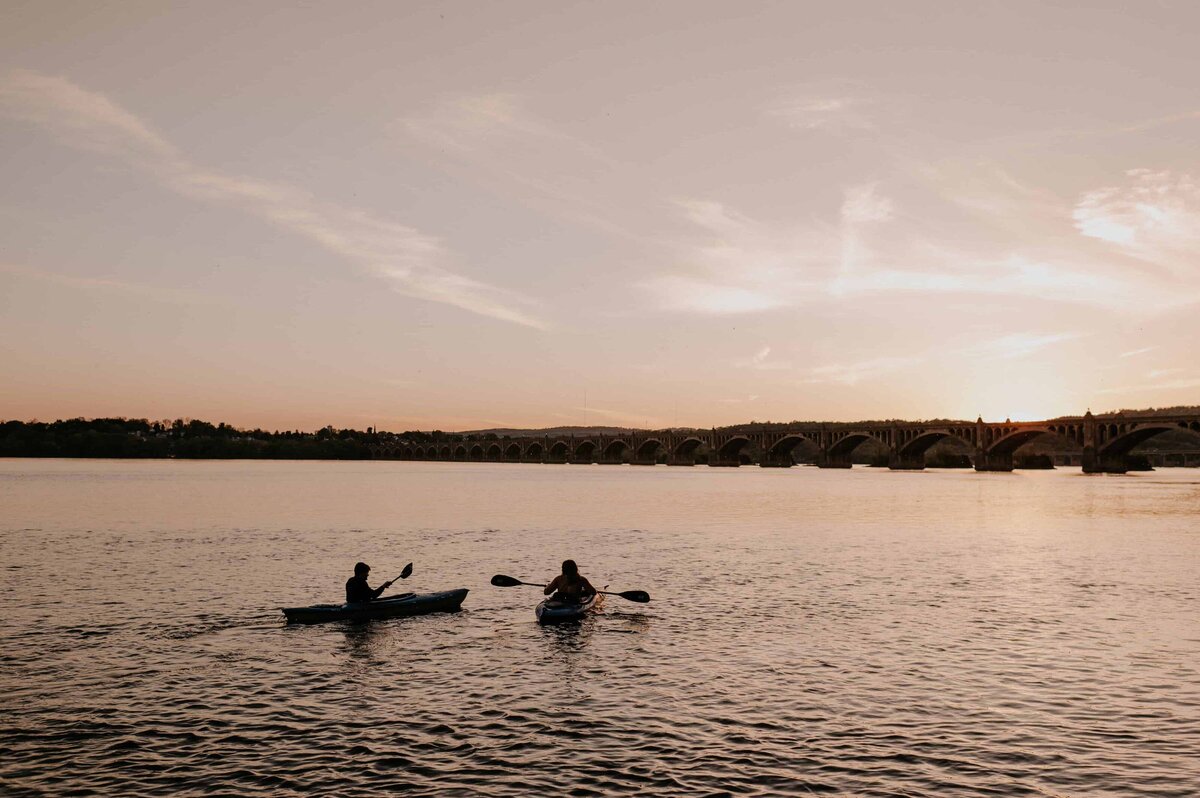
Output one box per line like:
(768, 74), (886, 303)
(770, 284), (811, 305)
(347, 575), (393, 603)
(371, 580), (397, 599)
(543, 576), (560, 596)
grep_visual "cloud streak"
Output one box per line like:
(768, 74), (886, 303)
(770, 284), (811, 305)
(400, 92), (640, 240)
(1099, 376), (1200, 395)
(0, 69), (546, 329)
(800, 356), (922, 386)
(1074, 169), (1200, 274)
(736, 346), (791, 371)
(798, 331), (1079, 386)
(644, 187), (1133, 316)
(957, 332), (1082, 360)
(768, 94), (874, 132)
(0, 261), (229, 307)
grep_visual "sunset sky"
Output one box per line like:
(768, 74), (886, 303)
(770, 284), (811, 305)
(2, 2), (1198, 431)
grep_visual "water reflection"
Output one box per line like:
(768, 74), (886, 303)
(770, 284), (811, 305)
(540, 607), (601, 642)
(339, 620), (389, 665)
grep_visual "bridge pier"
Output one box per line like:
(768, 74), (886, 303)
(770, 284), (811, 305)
(887, 451), (925, 470)
(759, 452), (794, 468)
(816, 451), (852, 468)
(1082, 447), (1128, 474)
(974, 449), (1014, 472)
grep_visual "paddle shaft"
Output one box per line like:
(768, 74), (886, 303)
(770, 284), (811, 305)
(494, 577), (648, 603)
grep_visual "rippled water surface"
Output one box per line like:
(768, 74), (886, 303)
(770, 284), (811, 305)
(1, 459), (1198, 796)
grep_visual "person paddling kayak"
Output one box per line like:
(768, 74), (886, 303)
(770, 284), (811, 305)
(345, 562), (398, 603)
(543, 559), (596, 604)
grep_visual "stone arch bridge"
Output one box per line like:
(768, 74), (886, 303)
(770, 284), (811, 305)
(368, 412), (1200, 474)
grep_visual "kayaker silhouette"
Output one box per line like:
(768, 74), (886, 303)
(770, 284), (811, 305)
(345, 562), (398, 604)
(544, 559), (596, 604)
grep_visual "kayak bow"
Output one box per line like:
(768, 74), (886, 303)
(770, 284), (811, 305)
(535, 591), (604, 625)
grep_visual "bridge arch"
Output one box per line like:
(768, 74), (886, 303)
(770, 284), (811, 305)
(636, 438), (664, 463)
(716, 436), (753, 465)
(827, 432), (887, 458)
(486, 443), (503, 461)
(1099, 423), (1192, 457)
(525, 442), (544, 462)
(983, 428), (1057, 457)
(402, 446), (414, 460)
(896, 430), (966, 459)
(603, 439), (629, 463)
(574, 440), (597, 463)
(672, 437), (704, 464)
(548, 441), (569, 462)
(453, 445), (467, 460)
(439, 446), (451, 459)
(469, 444), (484, 461)
(765, 434), (812, 464)
(504, 443), (522, 461)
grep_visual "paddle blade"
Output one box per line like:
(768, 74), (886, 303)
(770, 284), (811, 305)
(617, 590), (651, 603)
(490, 574), (523, 587)
(399, 562), (413, 579)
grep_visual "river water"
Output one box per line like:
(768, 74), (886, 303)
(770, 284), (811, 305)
(1, 459), (1197, 797)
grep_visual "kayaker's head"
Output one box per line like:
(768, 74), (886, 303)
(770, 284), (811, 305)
(561, 559), (578, 578)
(354, 562), (370, 577)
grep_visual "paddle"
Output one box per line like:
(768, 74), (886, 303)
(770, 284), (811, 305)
(490, 573), (651, 603)
(385, 562), (414, 587)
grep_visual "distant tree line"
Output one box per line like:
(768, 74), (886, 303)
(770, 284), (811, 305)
(3, 408), (1198, 461)
(0, 418), (462, 460)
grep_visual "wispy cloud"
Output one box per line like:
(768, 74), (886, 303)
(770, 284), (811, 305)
(400, 92), (637, 239)
(768, 95), (873, 132)
(915, 160), (1066, 224)
(1074, 170), (1200, 272)
(735, 346), (791, 371)
(841, 183), (893, 224)
(640, 198), (830, 314)
(1099, 376), (1200, 394)
(0, 69), (546, 329)
(798, 331), (1079, 386)
(402, 92), (556, 153)
(958, 331), (1082, 360)
(0, 69), (176, 159)
(1120, 346), (1157, 358)
(644, 187), (1131, 315)
(800, 356), (922, 386)
(0, 261), (229, 307)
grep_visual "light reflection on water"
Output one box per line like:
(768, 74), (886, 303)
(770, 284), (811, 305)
(1, 459), (1198, 796)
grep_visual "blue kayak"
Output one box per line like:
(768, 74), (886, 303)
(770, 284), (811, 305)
(282, 588), (468, 624)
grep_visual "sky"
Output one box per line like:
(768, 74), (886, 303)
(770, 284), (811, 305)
(2, 1), (1199, 432)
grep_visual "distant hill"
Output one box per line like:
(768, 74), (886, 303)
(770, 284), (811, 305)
(1092, 405), (1200, 418)
(461, 426), (650, 438)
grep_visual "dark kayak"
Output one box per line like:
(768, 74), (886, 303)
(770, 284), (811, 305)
(282, 588), (468, 624)
(535, 592), (602, 624)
